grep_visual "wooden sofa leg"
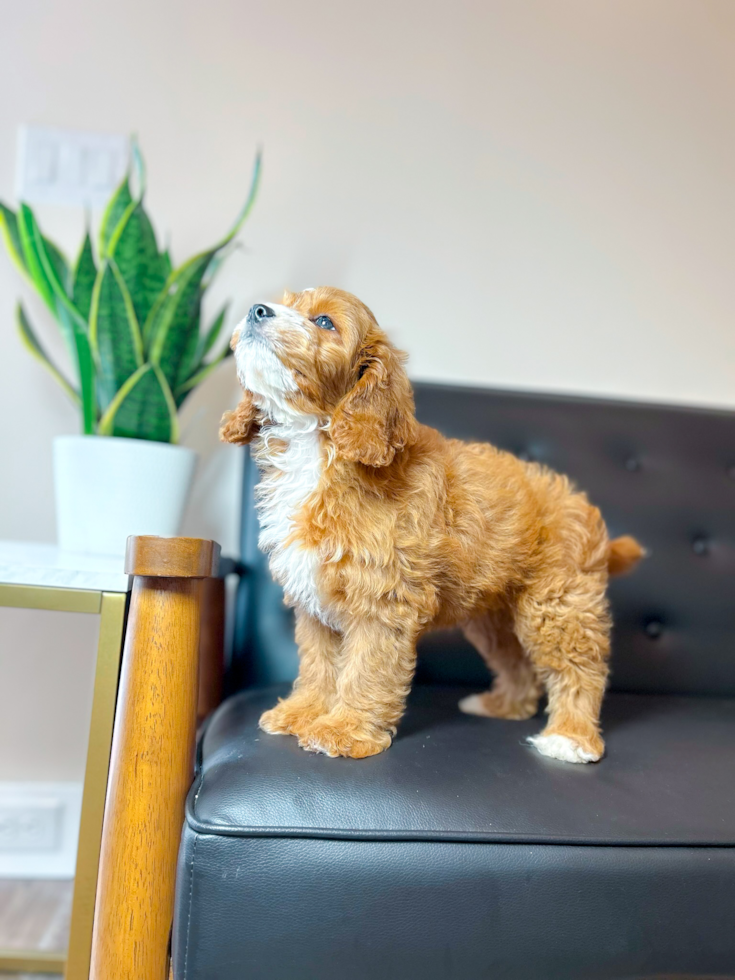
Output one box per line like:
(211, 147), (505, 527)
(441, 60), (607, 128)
(197, 576), (226, 724)
(89, 536), (220, 980)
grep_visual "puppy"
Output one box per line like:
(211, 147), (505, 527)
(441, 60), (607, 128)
(221, 287), (643, 763)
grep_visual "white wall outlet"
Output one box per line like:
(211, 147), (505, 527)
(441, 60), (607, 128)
(0, 782), (82, 879)
(16, 126), (129, 209)
(0, 797), (62, 851)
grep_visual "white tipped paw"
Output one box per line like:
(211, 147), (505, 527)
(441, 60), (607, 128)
(527, 733), (602, 764)
(458, 694), (489, 717)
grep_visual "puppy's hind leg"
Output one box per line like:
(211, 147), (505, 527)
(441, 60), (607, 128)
(515, 571), (610, 764)
(459, 612), (541, 720)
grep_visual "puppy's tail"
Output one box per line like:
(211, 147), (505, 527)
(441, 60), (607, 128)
(607, 535), (645, 577)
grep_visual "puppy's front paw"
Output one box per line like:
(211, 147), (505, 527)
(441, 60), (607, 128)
(298, 712), (392, 759)
(258, 704), (292, 736)
(527, 731), (604, 764)
(258, 697), (326, 738)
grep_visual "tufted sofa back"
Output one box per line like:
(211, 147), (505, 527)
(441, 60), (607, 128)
(231, 383), (735, 697)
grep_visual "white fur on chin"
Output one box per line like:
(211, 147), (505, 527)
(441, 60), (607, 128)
(236, 337), (297, 415)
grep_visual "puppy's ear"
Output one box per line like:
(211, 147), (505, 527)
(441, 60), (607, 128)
(220, 390), (260, 445)
(331, 335), (417, 467)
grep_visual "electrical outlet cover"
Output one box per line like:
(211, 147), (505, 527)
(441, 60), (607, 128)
(0, 783), (82, 878)
(0, 797), (62, 851)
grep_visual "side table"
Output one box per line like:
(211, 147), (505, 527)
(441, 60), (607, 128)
(0, 537), (221, 980)
(0, 542), (129, 977)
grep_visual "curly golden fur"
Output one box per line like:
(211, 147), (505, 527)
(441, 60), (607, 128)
(221, 287), (643, 763)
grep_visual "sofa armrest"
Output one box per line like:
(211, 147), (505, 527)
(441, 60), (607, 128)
(89, 535), (220, 980)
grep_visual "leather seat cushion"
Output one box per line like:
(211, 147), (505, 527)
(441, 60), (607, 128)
(174, 684), (735, 979)
(187, 684), (735, 846)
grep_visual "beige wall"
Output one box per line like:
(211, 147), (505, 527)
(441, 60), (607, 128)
(0, 1), (733, 778)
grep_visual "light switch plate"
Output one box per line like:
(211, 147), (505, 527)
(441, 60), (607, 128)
(16, 125), (129, 209)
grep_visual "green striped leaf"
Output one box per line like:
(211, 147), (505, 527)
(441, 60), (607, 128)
(173, 303), (231, 407)
(223, 148), (262, 246)
(0, 203), (30, 280)
(99, 175), (133, 258)
(72, 232), (97, 321)
(98, 361), (177, 442)
(16, 303), (79, 405)
(55, 306), (96, 434)
(44, 236), (72, 295)
(201, 241), (237, 290)
(17, 205), (70, 312)
(97, 363), (149, 435)
(160, 248), (172, 279)
(107, 201), (168, 328)
(29, 220), (97, 434)
(18, 204), (85, 408)
(145, 252), (208, 390)
(145, 148), (262, 392)
(89, 259), (144, 411)
(27, 208), (86, 334)
(3, 202), (71, 300)
(152, 363), (179, 442)
(74, 325), (97, 434)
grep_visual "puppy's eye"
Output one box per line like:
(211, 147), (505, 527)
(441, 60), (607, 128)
(314, 315), (335, 331)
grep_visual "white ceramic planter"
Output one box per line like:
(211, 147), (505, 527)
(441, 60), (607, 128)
(53, 435), (198, 557)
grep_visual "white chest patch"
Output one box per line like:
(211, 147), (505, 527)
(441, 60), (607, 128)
(255, 422), (333, 627)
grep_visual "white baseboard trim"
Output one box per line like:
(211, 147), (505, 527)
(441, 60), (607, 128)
(0, 781), (82, 879)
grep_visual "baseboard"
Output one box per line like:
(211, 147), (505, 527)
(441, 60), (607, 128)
(0, 782), (82, 878)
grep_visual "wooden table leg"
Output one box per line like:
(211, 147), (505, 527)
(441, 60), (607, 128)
(89, 536), (219, 980)
(65, 591), (128, 980)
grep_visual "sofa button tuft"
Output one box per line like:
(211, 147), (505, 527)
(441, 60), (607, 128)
(645, 619), (664, 639)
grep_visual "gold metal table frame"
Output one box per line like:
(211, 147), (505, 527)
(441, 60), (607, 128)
(0, 583), (128, 979)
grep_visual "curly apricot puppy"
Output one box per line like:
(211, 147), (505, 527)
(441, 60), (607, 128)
(221, 288), (643, 763)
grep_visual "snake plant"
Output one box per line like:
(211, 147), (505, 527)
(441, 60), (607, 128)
(0, 142), (261, 442)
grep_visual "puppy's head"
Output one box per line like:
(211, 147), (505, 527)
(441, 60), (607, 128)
(226, 286), (417, 467)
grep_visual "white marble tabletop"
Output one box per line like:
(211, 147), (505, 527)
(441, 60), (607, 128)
(0, 541), (130, 593)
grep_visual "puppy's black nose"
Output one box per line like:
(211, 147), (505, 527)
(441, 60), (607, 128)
(249, 303), (275, 324)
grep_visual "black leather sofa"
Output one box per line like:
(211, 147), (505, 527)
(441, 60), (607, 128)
(172, 383), (735, 980)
